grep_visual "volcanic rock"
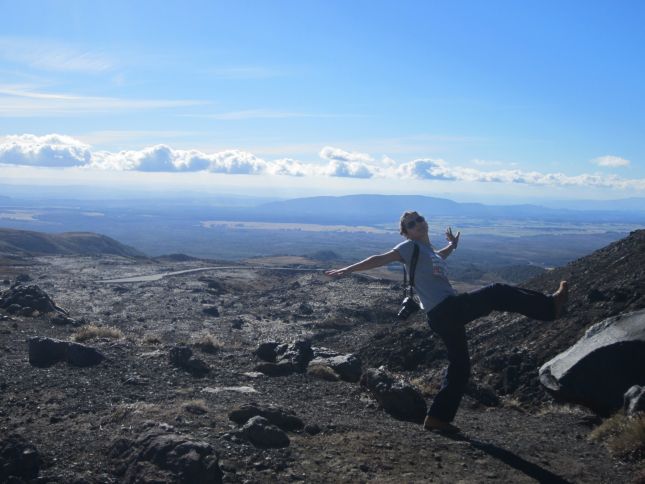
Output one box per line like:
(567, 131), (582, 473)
(109, 428), (222, 483)
(309, 353), (362, 382)
(28, 336), (104, 367)
(276, 339), (313, 371)
(254, 361), (294, 377)
(169, 345), (210, 377)
(0, 434), (42, 481)
(624, 385), (645, 416)
(360, 367), (427, 423)
(239, 416), (290, 448)
(0, 284), (59, 314)
(202, 305), (220, 317)
(228, 403), (304, 431)
(255, 341), (280, 362)
(539, 309), (645, 415)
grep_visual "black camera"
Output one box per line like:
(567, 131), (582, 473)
(397, 296), (420, 320)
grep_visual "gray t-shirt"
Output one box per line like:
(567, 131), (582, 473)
(394, 239), (456, 311)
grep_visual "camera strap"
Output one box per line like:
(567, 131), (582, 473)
(402, 243), (420, 298)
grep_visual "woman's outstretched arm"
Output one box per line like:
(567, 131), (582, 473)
(325, 249), (403, 278)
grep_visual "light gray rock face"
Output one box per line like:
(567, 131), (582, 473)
(623, 385), (645, 415)
(539, 309), (645, 415)
(308, 354), (362, 382)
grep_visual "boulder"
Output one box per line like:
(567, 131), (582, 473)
(539, 309), (645, 415)
(0, 434), (42, 481)
(360, 367), (427, 423)
(254, 361), (294, 377)
(276, 339), (313, 371)
(228, 403), (304, 431)
(169, 345), (209, 377)
(0, 284), (58, 314)
(28, 337), (104, 367)
(624, 385), (645, 416)
(202, 305), (220, 317)
(255, 341), (280, 362)
(109, 429), (222, 483)
(66, 342), (105, 367)
(239, 416), (290, 448)
(309, 354), (362, 382)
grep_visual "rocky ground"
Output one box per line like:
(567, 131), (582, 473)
(1, 237), (644, 482)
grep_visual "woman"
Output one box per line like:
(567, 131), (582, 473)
(325, 210), (568, 434)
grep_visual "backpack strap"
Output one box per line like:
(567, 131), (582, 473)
(402, 243), (420, 298)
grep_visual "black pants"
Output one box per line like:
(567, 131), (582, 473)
(425, 283), (556, 422)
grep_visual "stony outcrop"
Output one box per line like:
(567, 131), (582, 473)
(0, 283), (63, 316)
(360, 367), (427, 423)
(28, 337), (104, 367)
(624, 385), (645, 416)
(308, 353), (362, 382)
(0, 434), (42, 482)
(109, 427), (222, 483)
(238, 416), (290, 448)
(228, 403), (304, 431)
(539, 309), (645, 415)
(169, 345), (210, 377)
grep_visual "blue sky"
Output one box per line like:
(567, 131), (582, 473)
(0, 0), (643, 201)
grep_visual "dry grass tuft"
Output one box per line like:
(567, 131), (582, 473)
(141, 333), (162, 345)
(106, 402), (159, 424)
(307, 364), (340, 381)
(181, 399), (209, 415)
(589, 412), (645, 459)
(72, 324), (124, 342)
(192, 334), (223, 354)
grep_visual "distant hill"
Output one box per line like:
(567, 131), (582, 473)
(0, 228), (145, 258)
(253, 194), (645, 225)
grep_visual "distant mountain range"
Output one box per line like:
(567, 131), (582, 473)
(249, 194), (645, 225)
(0, 228), (145, 258)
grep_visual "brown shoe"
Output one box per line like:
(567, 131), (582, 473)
(423, 415), (461, 434)
(553, 280), (569, 319)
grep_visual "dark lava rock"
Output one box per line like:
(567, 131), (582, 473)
(239, 416), (290, 448)
(539, 309), (645, 415)
(624, 385), (645, 416)
(202, 305), (220, 317)
(309, 353), (362, 382)
(0, 434), (42, 481)
(109, 429), (222, 484)
(50, 314), (77, 326)
(28, 337), (104, 367)
(228, 403), (304, 431)
(360, 367), (427, 423)
(359, 326), (443, 371)
(169, 345), (209, 377)
(66, 341), (105, 367)
(276, 339), (313, 371)
(254, 361), (295, 377)
(255, 341), (280, 362)
(0, 284), (59, 314)
(15, 273), (31, 283)
(304, 424), (321, 435)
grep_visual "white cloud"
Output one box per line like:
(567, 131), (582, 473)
(2, 133), (644, 190)
(396, 159), (457, 181)
(323, 159), (375, 178)
(0, 85), (203, 117)
(591, 155), (630, 168)
(0, 37), (113, 73)
(0, 134), (91, 167)
(319, 146), (374, 163)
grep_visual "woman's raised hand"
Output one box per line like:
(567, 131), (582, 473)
(445, 226), (460, 248)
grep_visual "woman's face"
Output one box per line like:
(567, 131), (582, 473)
(403, 212), (428, 240)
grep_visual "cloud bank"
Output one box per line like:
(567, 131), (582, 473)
(1, 134), (643, 190)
